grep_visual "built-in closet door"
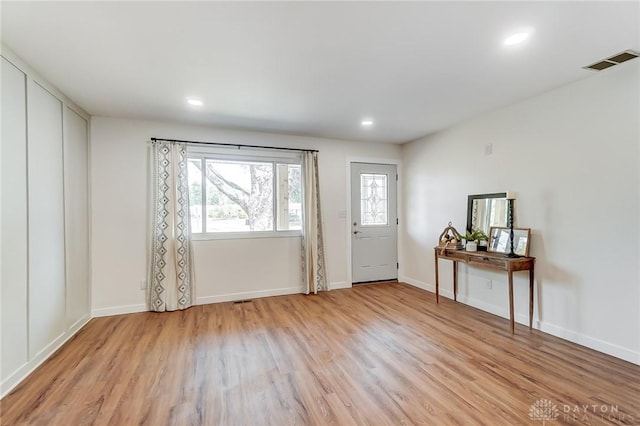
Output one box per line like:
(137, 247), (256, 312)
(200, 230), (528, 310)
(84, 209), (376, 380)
(1, 49), (91, 397)
(1, 57), (29, 381)
(65, 108), (90, 327)
(28, 82), (66, 359)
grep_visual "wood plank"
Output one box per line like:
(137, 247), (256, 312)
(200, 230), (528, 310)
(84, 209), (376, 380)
(2, 283), (638, 425)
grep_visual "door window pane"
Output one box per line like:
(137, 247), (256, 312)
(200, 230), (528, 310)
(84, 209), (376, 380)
(361, 173), (388, 225)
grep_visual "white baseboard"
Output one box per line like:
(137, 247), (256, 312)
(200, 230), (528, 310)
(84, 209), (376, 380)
(457, 294), (514, 321)
(196, 286), (305, 305)
(401, 276), (433, 291)
(400, 276), (455, 300)
(453, 294), (639, 364)
(91, 287), (306, 317)
(92, 303), (147, 318)
(68, 316), (89, 331)
(93, 283), (353, 315)
(1, 315), (91, 398)
(536, 320), (639, 365)
(330, 281), (351, 290)
(400, 275), (639, 365)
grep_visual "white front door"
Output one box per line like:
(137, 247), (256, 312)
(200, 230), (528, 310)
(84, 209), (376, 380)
(351, 162), (397, 283)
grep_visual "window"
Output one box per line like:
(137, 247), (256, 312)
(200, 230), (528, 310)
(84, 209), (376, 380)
(187, 151), (301, 238)
(360, 173), (388, 226)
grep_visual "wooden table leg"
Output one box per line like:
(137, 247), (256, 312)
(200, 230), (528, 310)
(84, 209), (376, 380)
(452, 261), (458, 302)
(529, 268), (535, 329)
(508, 270), (515, 334)
(434, 250), (439, 304)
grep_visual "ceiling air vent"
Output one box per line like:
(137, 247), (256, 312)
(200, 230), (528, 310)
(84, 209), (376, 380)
(584, 50), (639, 71)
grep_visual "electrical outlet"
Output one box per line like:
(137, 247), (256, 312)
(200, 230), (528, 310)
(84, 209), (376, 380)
(140, 280), (147, 290)
(485, 280), (492, 290)
(484, 143), (493, 156)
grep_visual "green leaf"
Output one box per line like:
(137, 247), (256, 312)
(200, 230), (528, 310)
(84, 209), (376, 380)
(462, 228), (488, 243)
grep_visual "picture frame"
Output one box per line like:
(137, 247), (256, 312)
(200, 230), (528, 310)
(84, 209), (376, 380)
(488, 227), (531, 257)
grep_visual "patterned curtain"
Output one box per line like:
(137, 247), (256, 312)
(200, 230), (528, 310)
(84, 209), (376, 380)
(301, 151), (327, 294)
(148, 141), (194, 311)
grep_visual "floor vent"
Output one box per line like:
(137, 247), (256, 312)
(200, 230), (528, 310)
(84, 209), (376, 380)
(233, 299), (253, 304)
(584, 50), (639, 71)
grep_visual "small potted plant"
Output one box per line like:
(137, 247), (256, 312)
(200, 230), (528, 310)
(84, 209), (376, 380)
(462, 229), (488, 252)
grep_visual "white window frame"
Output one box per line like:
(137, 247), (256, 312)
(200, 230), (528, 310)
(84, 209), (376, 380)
(187, 147), (302, 241)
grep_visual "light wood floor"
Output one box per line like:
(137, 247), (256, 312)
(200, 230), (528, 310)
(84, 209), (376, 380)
(1, 283), (638, 425)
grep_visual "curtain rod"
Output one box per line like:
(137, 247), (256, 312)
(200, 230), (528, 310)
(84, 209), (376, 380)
(150, 137), (318, 153)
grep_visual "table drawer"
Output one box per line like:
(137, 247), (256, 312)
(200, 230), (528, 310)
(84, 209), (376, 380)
(468, 256), (508, 270)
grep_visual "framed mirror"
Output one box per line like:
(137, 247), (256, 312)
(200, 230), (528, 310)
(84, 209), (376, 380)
(466, 192), (508, 236)
(488, 227), (531, 257)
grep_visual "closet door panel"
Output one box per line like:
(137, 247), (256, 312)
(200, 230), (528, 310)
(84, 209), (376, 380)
(1, 57), (29, 381)
(28, 82), (66, 358)
(64, 108), (90, 326)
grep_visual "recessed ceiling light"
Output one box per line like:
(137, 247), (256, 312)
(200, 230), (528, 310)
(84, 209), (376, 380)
(503, 30), (533, 46)
(187, 98), (203, 106)
(361, 119), (374, 127)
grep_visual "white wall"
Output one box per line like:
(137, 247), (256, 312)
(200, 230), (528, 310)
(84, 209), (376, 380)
(0, 48), (91, 396)
(400, 60), (639, 364)
(90, 117), (401, 315)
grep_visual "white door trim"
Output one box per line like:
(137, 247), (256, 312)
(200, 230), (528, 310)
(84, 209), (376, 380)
(345, 157), (402, 286)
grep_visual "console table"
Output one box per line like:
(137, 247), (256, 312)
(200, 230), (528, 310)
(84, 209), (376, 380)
(434, 247), (535, 333)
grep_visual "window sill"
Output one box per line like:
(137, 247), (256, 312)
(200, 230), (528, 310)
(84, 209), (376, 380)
(191, 231), (302, 241)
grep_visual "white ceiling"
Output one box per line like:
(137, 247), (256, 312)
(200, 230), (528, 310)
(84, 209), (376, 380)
(2, 1), (638, 144)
